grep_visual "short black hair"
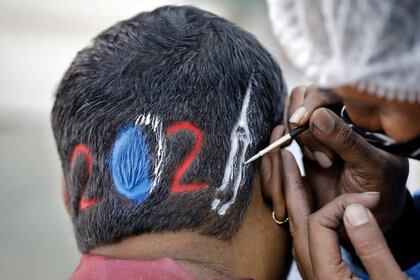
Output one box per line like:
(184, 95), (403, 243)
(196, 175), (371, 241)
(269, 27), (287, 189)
(52, 5), (285, 252)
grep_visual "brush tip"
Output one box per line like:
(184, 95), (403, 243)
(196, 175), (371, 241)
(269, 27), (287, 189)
(245, 154), (260, 165)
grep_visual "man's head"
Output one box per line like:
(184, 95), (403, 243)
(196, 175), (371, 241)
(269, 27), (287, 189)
(52, 6), (288, 277)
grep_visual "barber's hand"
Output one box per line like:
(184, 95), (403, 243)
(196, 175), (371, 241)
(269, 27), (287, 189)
(282, 151), (408, 280)
(286, 85), (409, 233)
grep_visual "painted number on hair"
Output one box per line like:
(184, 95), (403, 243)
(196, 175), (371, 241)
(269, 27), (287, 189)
(69, 144), (99, 210)
(166, 121), (206, 193)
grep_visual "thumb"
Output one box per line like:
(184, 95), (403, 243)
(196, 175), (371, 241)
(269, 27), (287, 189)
(344, 204), (407, 280)
(308, 192), (380, 280)
(309, 108), (378, 168)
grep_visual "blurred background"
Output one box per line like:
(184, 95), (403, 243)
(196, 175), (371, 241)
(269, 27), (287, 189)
(0, 0), (418, 279)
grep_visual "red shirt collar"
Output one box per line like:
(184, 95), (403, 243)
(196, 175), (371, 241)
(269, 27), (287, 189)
(70, 254), (196, 280)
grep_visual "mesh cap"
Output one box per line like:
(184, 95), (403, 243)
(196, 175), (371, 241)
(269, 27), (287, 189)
(267, 0), (420, 103)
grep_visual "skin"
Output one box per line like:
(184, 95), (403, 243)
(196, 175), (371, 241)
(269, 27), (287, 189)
(285, 84), (416, 279)
(64, 126), (291, 280)
(334, 86), (420, 141)
(282, 150), (407, 280)
(287, 85), (409, 234)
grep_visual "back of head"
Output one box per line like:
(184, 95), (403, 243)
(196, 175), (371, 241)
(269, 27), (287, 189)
(52, 5), (285, 252)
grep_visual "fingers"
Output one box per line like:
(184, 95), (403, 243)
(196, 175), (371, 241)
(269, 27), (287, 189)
(344, 204), (407, 280)
(308, 192), (380, 280)
(309, 108), (379, 168)
(282, 148), (403, 279)
(287, 86), (308, 126)
(282, 150), (313, 279)
(288, 85), (340, 128)
(288, 85), (339, 167)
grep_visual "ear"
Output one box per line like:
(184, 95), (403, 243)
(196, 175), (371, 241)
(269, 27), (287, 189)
(259, 125), (287, 221)
(60, 179), (72, 215)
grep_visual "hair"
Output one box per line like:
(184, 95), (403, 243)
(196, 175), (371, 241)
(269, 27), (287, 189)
(52, 5), (286, 252)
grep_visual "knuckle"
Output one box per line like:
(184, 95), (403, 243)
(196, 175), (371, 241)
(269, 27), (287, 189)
(345, 168), (372, 188)
(304, 84), (319, 97)
(318, 91), (335, 105)
(336, 193), (360, 210)
(335, 124), (360, 153)
(308, 196), (350, 229)
(338, 193), (353, 202)
(291, 86), (307, 99)
(303, 86), (337, 109)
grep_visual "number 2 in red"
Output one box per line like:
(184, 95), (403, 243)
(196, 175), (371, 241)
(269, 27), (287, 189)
(69, 144), (99, 210)
(166, 121), (206, 193)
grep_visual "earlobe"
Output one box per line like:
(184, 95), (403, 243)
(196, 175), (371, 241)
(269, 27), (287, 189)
(61, 180), (71, 215)
(259, 125), (287, 222)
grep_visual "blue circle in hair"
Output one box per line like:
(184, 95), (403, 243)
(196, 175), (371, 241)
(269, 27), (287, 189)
(110, 125), (152, 202)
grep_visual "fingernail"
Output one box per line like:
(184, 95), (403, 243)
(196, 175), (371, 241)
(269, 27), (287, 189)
(313, 151), (332, 168)
(303, 147), (315, 161)
(345, 204), (369, 227)
(313, 108), (334, 132)
(289, 106), (307, 125)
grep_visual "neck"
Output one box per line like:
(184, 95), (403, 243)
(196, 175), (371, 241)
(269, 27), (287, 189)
(91, 178), (289, 279)
(92, 231), (235, 278)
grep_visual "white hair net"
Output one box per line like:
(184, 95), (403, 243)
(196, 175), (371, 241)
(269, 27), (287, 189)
(267, 0), (420, 103)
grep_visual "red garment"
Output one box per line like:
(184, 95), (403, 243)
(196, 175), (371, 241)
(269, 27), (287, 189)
(71, 254), (196, 280)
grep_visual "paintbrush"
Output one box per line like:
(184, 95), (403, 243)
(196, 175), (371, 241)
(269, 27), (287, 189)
(245, 124), (309, 164)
